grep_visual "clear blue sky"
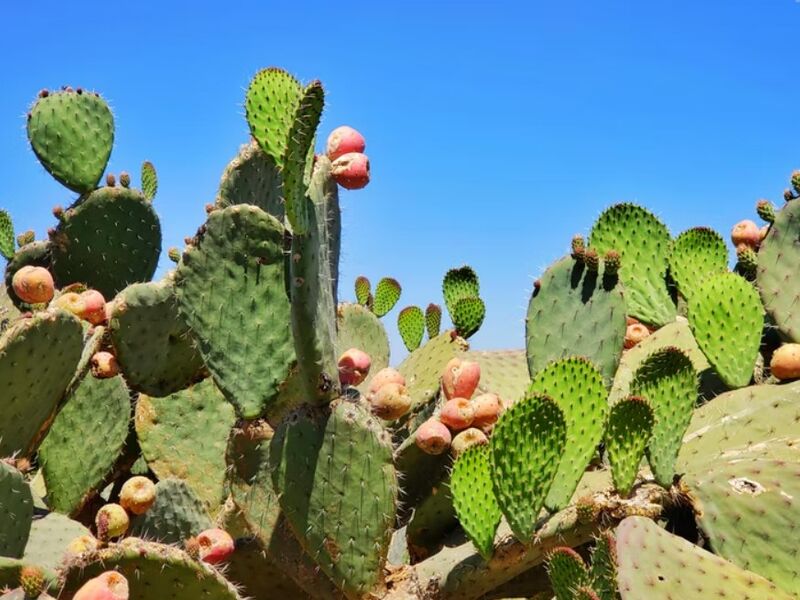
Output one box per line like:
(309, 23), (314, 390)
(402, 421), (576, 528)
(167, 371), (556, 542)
(2, 1), (798, 360)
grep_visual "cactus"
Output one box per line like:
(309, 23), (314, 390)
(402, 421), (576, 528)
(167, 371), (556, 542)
(667, 227), (727, 301)
(397, 305), (425, 351)
(604, 396), (654, 496)
(0, 464), (33, 558)
(0, 210), (13, 260)
(373, 277), (402, 317)
(451, 444), (500, 559)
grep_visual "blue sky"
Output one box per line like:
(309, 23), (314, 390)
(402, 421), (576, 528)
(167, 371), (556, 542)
(2, 1), (798, 360)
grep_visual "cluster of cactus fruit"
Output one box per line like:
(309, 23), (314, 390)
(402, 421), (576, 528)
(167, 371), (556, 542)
(2, 67), (800, 600)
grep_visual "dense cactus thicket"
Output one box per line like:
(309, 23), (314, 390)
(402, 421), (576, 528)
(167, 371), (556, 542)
(1, 68), (799, 600)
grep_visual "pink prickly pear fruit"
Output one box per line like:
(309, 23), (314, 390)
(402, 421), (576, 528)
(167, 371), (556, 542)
(331, 152), (370, 190)
(73, 571), (129, 600)
(624, 323), (651, 349)
(369, 382), (412, 420)
(415, 418), (452, 455)
(79, 290), (107, 325)
(52, 292), (86, 317)
(12, 266), (55, 304)
(326, 126), (366, 161)
(338, 348), (372, 386)
(731, 220), (761, 249)
(94, 503), (129, 540)
(441, 358), (481, 400)
(471, 393), (503, 430)
(119, 476), (156, 515)
(91, 352), (120, 379)
(368, 368), (405, 395)
(770, 343), (800, 380)
(439, 397), (475, 431)
(194, 528), (235, 564)
(450, 427), (488, 457)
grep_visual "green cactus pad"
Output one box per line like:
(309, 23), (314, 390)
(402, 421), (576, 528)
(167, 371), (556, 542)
(175, 205), (294, 418)
(629, 347), (696, 486)
(615, 516), (792, 600)
(4, 241), (52, 310)
(354, 276), (371, 306)
(589, 203), (676, 326)
(0, 284), (19, 332)
(140, 160), (158, 201)
(604, 397), (653, 496)
(245, 67), (303, 170)
(336, 302), (390, 391)
(0, 310), (83, 456)
(398, 306), (425, 352)
(26, 88), (114, 193)
(0, 463), (33, 558)
(687, 272), (763, 388)
(129, 479), (212, 544)
(451, 296), (486, 339)
(528, 357), (608, 511)
(526, 255), (626, 387)
(0, 210), (13, 260)
(38, 374), (130, 516)
(136, 379), (235, 509)
(373, 277), (401, 317)
(687, 457), (800, 597)
(109, 279), (205, 396)
(451, 444), (500, 559)
(49, 186), (161, 298)
(589, 531), (618, 600)
(757, 197), (800, 340)
(59, 539), (242, 600)
(461, 349), (529, 407)
(546, 547), (589, 600)
(23, 512), (89, 578)
(425, 303), (442, 339)
(271, 400), (397, 598)
(442, 266), (480, 318)
(215, 140), (284, 219)
(667, 227), (728, 302)
(405, 480), (457, 556)
(398, 331), (469, 410)
(223, 537), (310, 600)
(490, 393), (566, 541)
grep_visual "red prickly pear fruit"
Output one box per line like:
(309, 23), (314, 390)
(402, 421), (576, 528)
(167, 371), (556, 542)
(12, 266), (55, 304)
(74, 571), (129, 600)
(471, 393), (503, 430)
(119, 476), (156, 515)
(326, 126), (366, 161)
(368, 368), (405, 395)
(331, 152), (370, 190)
(79, 289), (107, 325)
(94, 503), (129, 540)
(450, 427), (488, 457)
(369, 382), (412, 420)
(52, 292), (86, 317)
(731, 220), (761, 249)
(624, 323), (650, 349)
(439, 397), (475, 431)
(194, 528), (235, 564)
(771, 343), (800, 380)
(338, 348), (372, 386)
(415, 418), (452, 455)
(441, 358), (481, 400)
(91, 352), (120, 379)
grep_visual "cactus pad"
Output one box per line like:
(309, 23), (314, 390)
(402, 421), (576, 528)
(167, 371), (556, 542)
(0, 463), (33, 558)
(0, 210), (12, 260)
(667, 227), (728, 301)
(109, 279), (205, 396)
(604, 397), (653, 496)
(354, 276), (371, 306)
(589, 531), (618, 600)
(528, 357), (608, 510)
(616, 516), (792, 600)
(49, 186), (161, 298)
(136, 378), (235, 509)
(526, 255), (626, 387)
(546, 547), (589, 600)
(452, 296), (486, 339)
(140, 160), (158, 201)
(336, 302), (390, 390)
(215, 140), (284, 219)
(490, 393), (566, 541)
(38, 374), (130, 515)
(271, 400), (397, 598)
(175, 205), (294, 418)
(589, 203), (675, 326)
(451, 444), (500, 559)
(425, 303), (442, 339)
(398, 331), (468, 410)
(373, 277), (401, 317)
(129, 479), (212, 544)
(0, 310), (83, 456)
(442, 266), (480, 316)
(687, 272), (763, 388)
(397, 305), (425, 351)
(629, 347), (696, 486)
(26, 88), (114, 193)
(461, 349), (529, 406)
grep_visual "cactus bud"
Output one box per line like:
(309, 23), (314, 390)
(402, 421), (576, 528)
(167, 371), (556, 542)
(584, 248), (599, 272)
(756, 199), (775, 224)
(603, 250), (621, 276)
(119, 171), (131, 188)
(784, 188), (794, 203)
(736, 245), (758, 280)
(167, 247), (181, 263)
(20, 566), (45, 598)
(16, 230), (35, 248)
(106, 173), (116, 187)
(571, 235), (585, 260)
(39, 89), (49, 98)
(792, 170), (800, 195)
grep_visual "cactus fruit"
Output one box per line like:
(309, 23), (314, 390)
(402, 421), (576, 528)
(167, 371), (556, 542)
(368, 367), (406, 394)
(193, 528), (235, 565)
(51, 292), (83, 316)
(331, 152), (370, 189)
(119, 477), (157, 516)
(95, 504), (129, 541)
(415, 418), (452, 455)
(78, 290), (106, 325)
(623, 323), (650, 349)
(326, 126), (366, 161)
(731, 219), (761, 249)
(337, 347), (372, 386)
(11, 266), (54, 304)
(440, 397), (476, 430)
(73, 571), (130, 600)
(369, 381), (412, 420)
(441, 357), (481, 400)
(770, 343), (800, 380)
(450, 427), (488, 456)
(471, 393), (503, 430)
(19, 566), (45, 597)
(90, 352), (119, 379)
